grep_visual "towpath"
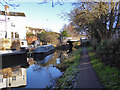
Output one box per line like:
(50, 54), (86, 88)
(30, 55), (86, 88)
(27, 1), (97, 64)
(74, 47), (102, 88)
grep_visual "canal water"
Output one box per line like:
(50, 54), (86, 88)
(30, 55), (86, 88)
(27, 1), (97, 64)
(0, 50), (71, 88)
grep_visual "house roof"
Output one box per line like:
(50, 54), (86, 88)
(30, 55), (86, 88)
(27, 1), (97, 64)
(0, 11), (25, 17)
(27, 27), (45, 32)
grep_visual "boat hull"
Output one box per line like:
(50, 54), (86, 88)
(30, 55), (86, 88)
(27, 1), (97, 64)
(32, 49), (55, 60)
(0, 52), (27, 69)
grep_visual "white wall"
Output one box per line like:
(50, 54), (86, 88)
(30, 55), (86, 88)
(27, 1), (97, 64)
(0, 68), (27, 88)
(10, 68), (27, 88)
(0, 14), (26, 39)
(0, 75), (6, 88)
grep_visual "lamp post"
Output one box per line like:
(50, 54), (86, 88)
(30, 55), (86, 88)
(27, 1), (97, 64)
(5, 11), (7, 38)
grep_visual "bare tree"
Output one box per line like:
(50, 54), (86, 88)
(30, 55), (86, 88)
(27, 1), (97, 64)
(0, 0), (19, 9)
(68, 1), (120, 42)
(38, 0), (65, 7)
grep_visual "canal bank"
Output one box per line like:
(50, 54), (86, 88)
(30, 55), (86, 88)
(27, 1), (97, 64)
(55, 47), (82, 88)
(87, 47), (120, 88)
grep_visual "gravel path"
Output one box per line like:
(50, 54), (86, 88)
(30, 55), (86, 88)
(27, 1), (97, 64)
(74, 47), (102, 88)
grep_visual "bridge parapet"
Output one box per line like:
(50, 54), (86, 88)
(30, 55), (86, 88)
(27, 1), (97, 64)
(63, 37), (80, 43)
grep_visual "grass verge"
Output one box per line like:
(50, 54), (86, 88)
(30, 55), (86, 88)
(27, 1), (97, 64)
(56, 48), (82, 88)
(87, 46), (120, 89)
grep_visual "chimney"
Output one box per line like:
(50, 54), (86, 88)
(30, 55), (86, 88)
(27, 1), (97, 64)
(5, 5), (9, 14)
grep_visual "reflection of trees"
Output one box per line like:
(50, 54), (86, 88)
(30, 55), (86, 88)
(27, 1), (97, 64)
(27, 58), (35, 66)
(1, 65), (21, 78)
(43, 53), (59, 66)
(30, 50), (70, 71)
(32, 65), (42, 71)
(43, 50), (69, 66)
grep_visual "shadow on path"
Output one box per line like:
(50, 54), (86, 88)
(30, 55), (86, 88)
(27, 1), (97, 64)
(75, 47), (102, 88)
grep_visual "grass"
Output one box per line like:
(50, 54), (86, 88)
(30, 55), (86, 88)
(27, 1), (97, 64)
(56, 47), (82, 88)
(87, 46), (120, 89)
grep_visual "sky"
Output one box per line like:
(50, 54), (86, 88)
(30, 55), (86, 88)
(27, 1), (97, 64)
(1, 0), (117, 32)
(0, 0), (75, 33)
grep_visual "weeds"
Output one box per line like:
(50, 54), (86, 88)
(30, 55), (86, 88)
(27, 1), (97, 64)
(56, 48), (82, 88)
(87, 46), (120, 88)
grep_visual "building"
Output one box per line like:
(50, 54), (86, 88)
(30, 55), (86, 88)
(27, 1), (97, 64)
(0, 11), (26, 39)
(0, 5), (27, 50)
(26, 27), (45, 45)
(26, 27), (45, 36)
(0, 67), (27, 88)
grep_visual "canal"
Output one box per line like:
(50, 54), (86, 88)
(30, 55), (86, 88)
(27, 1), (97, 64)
(0, 49), (71, 88)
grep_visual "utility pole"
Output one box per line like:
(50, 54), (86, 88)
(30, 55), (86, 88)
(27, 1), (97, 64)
(5, 5), (9, 38)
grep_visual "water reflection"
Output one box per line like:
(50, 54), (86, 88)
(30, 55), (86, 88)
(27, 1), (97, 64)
(26, 51), (64, 88)
(26, 65), (62, 88)
(0, 66), (26, 88)
(25, 50), (70, 88)
(0, 50), (70, 88)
